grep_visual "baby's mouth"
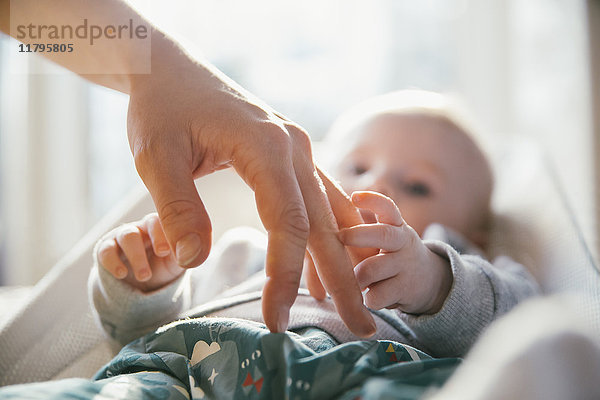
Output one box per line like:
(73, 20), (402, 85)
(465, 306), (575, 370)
(359, 208), (378, 224)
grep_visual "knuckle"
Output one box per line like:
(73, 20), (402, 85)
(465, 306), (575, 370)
(261, 122), (292, 150)
(278, 202), (310, 246)
(403, 227), (418, 248)
(365, 289), (384, 310)
(289, 126), (313, 155)
(158, 199), (198, 226)
(380, 225), (397, 244)
(307, 221), (331, 245)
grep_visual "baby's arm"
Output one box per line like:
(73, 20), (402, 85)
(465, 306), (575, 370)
(340, 191), (539, 357)
(398, 244), (539, 357)
(89, 213), (192, 345)
(89, 217), (269, 346)
(339, 191), (453, 315)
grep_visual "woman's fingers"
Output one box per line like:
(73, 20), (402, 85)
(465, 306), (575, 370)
(316, 168), (378, 263)
(303, 251), (326, 301)
(351, 191), (404, 226)
(96, 238), (129, 279)
(129, 116), (212, 269)
(288, 126), (376, 338)
(115, 224), (152, 281)
(246, 122), (375, 337)
(247, 125), (309, 334)
(316, 168), (364, 228)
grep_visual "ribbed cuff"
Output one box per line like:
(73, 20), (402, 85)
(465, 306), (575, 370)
(88, 255), (189, 345)
(398, 240), (494, 357)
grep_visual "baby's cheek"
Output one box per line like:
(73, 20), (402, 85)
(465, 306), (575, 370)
(402, 216), (422, 235)
(396, 208), (428, 236)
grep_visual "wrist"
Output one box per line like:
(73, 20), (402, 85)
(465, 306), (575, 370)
(129, 29), (184, 94)
(422, 250), (453, 315)
(129, 28), (208, 95)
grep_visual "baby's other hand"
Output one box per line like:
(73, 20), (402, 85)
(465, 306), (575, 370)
(339, 191), (452, 315)
(96, 213), (185, 292)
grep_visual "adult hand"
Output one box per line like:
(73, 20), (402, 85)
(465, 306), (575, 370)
(0, 0), (375, 336)
(128, 36), (376, 337)
(303, 169), (380, 300)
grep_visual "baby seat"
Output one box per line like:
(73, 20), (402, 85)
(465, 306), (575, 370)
(0, 138), (598, 386)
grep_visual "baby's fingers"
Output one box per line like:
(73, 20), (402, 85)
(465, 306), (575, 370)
(351, 191), (404, 226)
(97, 239), (129, 279)
(363, 278), (403, 310)
(116, 224), (152, 282)
(354, 253), (398, 291)
(340, 224), (409, 252)
(142, 213), (171, 257)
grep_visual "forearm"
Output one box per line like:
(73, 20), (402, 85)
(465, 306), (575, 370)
(1, 0), (193, 94)
(399, 241), (540, 357)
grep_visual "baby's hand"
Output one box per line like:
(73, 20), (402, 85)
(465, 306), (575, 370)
(339, 191), (452, 315)
(96, 213), (185, 292)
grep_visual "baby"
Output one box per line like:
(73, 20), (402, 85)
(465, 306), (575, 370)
(89, 90), (538, 359)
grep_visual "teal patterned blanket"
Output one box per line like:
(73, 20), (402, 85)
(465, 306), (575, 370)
(0, 318), (459, 399)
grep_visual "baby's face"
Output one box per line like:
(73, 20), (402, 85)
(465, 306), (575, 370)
(334, 114), (491, 241)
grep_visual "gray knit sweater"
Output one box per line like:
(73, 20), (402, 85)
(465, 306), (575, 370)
(88, 225), (539, 358)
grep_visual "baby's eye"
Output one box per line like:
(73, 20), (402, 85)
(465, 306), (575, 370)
(403, 182), (430, 197)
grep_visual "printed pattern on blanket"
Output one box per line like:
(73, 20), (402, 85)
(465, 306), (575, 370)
(0, 317), (459, 400)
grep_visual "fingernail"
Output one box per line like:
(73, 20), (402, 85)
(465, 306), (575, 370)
(116, 267), (128, 279)
(176, 233), (202, 267)
(157, 244), (171, 257)
(137, 269), (151, 281)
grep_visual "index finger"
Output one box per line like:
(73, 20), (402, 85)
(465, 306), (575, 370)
(291, 129), (376, 338)
(316, 168), (379, 263)
(251, 155), (308, 333)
